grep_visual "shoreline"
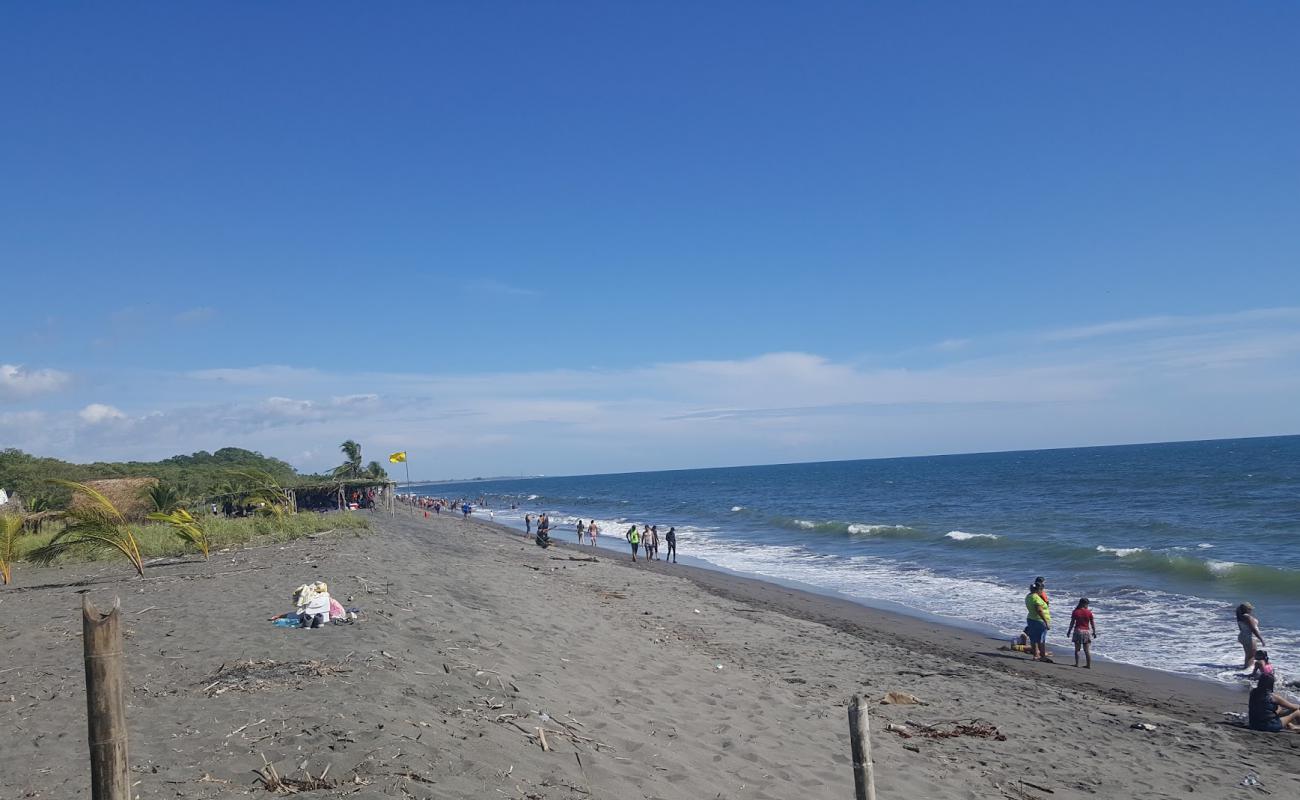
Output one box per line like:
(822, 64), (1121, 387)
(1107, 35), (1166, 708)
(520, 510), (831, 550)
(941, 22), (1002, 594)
(490, 516), (1248, 723)
(4, 509), (1298, 800)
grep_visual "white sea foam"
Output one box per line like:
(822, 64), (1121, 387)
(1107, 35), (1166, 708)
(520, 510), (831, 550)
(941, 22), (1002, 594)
(945, 530), (999, 541)
(730, 506), (744, 512)
(1097, 545), (1145, 557)
(1207, 560), (1239, 574)
(527, 494), (540, 500)
(1197, 543), (1215, 549)
(848, 523), (908, 535)
(793, 519), (817, 529)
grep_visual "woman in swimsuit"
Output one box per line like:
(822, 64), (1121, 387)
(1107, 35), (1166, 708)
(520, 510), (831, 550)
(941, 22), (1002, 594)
(1237, 603), (1265, 670)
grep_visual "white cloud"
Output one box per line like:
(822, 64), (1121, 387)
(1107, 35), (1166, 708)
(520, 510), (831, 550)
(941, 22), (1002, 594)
(465, 279), (539, 297)
(78, 403), (126, 424)
(260, 397), (319, 419)
(0, 364), (71, 400)
(173, 307), (216, 324)
(1044, 307), (1300, 342)
(6, 304), (1298, 475)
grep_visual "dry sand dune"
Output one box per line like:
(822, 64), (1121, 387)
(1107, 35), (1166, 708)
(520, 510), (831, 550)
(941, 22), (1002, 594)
(2, 511), (1298, 799)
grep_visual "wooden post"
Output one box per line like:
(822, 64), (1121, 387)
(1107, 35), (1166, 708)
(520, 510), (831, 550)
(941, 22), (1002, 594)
(83, 596), (129, 800)
(847, 695), (877, 800)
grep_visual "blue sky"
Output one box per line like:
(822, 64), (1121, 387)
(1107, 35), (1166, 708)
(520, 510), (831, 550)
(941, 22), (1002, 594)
(2, 3), (1298, 477)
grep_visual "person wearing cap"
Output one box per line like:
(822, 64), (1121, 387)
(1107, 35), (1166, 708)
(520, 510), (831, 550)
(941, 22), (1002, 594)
(1248, 673), (1300, 732)
(1024, 583), (1052, 662)
(1236, 602), (1265, 670)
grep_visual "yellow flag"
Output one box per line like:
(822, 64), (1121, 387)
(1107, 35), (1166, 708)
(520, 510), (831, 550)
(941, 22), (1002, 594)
(388, 451), (407, 463)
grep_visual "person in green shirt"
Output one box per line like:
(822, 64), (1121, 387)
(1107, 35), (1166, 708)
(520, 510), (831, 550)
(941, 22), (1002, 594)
(626, 525), (641, 562)
(1024, 584), (1052, 662)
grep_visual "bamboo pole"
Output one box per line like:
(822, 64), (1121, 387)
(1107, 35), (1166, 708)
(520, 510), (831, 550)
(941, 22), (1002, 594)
(847, 695), (877, 800)
(83, 596), (129, 800)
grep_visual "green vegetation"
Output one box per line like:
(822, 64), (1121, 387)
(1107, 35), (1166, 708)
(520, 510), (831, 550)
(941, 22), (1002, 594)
(29, 480), (145, 576)
(0, 446), (300, 507)
(0, 514), (20, 584)
(147, 507), (211, 559)
(143, 481), (184, 513)
(0, 443), (381, 581)
(14, 512), (370, 566)
(334, 440), (363, 479)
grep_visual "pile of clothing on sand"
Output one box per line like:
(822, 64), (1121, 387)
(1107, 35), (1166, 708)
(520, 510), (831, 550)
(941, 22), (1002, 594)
(269, 581), (360, 628)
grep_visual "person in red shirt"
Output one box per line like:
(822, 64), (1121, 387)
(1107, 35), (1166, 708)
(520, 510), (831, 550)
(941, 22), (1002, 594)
(1067, 598), (1098, 668)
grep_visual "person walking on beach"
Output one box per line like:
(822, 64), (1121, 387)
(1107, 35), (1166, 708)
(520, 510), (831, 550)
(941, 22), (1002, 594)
(525, 513), (532, 536)
(588, 520), (599, 546)
(576, 518), (586, 543)
(1024, 583), (1052, 662)
(626, 525), (640, 562)
(648, 525), (659, 560)
(1066, 598), (1098, 668)
(1236, 603), (1266, 670)
(665, 526), (677, 563)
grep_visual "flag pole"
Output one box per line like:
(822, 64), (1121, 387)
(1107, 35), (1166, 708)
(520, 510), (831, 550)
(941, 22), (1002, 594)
(404, 457), (411, 514)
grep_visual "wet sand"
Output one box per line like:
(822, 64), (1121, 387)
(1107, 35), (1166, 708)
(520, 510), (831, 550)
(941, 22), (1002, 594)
(2, 510), (1297, 799)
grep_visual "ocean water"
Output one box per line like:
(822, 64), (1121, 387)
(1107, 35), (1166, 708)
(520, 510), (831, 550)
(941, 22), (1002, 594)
(413, 436), (1300, 685)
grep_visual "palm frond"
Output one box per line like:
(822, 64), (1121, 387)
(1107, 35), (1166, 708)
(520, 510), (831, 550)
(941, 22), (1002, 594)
(33, 480), (144, 576)
(142, 481), (184, 513)
(50, 479), (126, 523)
(0, 514), (22, 585)
(148, 507), (210, 559)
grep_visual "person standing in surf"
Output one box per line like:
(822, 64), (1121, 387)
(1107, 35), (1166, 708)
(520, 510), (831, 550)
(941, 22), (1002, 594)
(588, 520), (599, 546)
(626, 525), (640, 562)
(1066, 598), (1097, 668)
(665, 526), (677, 563)
(1237, 603), (1266, 670)
(525, 513), (532, 536)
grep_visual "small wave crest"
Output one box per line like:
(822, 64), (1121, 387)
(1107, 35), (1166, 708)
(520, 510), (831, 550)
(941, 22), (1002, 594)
(731, 506), (745, 512)
(945, 530), (1000, 542)
(1093, 548), (1300, 595)
(1097, 545), (1146, 557)
(774, 516), (921, 538)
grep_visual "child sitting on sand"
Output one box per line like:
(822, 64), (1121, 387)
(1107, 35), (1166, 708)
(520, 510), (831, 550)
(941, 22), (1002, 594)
(1249, 650), (1275, 681)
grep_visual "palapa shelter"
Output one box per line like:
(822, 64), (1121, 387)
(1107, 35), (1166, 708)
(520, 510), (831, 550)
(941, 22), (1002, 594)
(72, 477), (159, 522)
(292, 478), (397, 513)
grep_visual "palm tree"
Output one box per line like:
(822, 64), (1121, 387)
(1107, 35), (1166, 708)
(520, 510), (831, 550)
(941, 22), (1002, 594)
(142, 481), (183, 513)
(225, 469), (292, 519)
(334, 440), (363, 479)
(29, 480), (144, 577)
(0, 514), (21, 585)
(365, 460), (388, 480)
(148, 507), (210, 559)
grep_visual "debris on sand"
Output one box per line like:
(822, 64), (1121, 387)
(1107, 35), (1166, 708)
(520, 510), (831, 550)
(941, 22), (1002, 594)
(201, 659), (351, 697)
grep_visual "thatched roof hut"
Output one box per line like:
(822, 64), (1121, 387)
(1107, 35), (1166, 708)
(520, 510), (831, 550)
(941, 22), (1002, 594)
(71, 478), (158, 522)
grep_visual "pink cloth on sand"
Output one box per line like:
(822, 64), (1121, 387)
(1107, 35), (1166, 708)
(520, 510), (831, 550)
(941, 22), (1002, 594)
(328, 598), (346, 619)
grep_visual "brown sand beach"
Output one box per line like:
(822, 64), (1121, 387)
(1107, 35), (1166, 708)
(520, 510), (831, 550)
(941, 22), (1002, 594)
(3, 511), (1298, 799)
